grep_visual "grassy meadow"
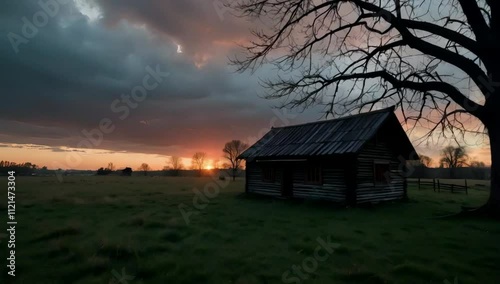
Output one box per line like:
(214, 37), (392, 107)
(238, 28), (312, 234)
(1, 176), (499, 283)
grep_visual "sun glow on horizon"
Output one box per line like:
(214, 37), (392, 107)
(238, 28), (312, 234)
(0, 141), (492, 172)
(204, 161), (214, 170)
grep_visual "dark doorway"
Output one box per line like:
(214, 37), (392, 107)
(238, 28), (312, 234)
(282, 167), (293, 197)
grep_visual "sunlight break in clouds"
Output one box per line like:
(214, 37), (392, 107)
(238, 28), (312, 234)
(74, 0), (102, 22)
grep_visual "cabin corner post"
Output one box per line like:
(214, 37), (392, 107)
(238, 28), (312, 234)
(345, 155), (358, 206)
(245, 162), (249, 194)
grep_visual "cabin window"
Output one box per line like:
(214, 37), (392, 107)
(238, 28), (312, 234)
(305, 166), (322, 184)
(262, 167), (276, 182)
(374, 163), (390, 184)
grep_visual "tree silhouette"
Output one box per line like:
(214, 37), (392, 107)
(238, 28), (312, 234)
(213, 159), (221, 170)
(223, 140), (249, 181)
(232, 0), (500, 216)
(419, 155), (433, 168)
(168, 156), (183, 176)
(440, 146), (469, 168)
(138, 163), (151, 176)
(470, 161), (487, 168)
(0, 160), (41, 175)
(192, 152), (207, 176)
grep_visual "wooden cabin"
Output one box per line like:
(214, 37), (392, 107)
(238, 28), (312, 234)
(238, 107), (418, 205)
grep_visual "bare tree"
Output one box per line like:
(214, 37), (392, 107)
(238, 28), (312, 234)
(232, 0), (500, 216)
(419, 155), (433, 167)
(168, 156), (183, 176)
(138, 163), (151, 176)
(213, 159), (221, 170)
(192, 152), (207, 176)
(408, 153), (433, 168)
(107, 162), (115, 171)
(470, 160), (488, 179)
(222, 140), (249, 181)
(470, 160), (487, 168)
(440, 146), (469, 168)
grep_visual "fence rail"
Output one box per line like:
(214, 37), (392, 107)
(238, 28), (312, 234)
(408, 178), (469, 195)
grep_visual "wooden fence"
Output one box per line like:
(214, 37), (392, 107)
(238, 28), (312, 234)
(408, 178), (468, 194)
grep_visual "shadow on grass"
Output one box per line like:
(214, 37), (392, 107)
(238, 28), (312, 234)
(237, 192), (408, 211)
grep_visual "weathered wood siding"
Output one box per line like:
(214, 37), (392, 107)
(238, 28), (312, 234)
(246, 161), (347, 202)
(292, 163), (346, 202)
(356, 141), (406, 203)
(246, 162), (282, 197)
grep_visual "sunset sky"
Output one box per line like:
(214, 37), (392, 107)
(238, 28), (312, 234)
(0, 0), (491, 170)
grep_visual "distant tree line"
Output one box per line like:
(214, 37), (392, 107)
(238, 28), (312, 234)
(159, 141), (248, 179)
(96, 162), (133, 176)
(411, 146), (490, 179)
(94, 139), (250, 179)
(0, 161), (48, 175)
(411, 146), (489, 169)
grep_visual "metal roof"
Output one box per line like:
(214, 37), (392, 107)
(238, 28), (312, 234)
(239, 106), (414, 159)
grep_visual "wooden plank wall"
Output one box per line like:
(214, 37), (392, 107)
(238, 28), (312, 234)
(246, 162), (282, 197)
(292, 163), (346, 202)
(357, 141), (406, 203)
(246, 161), (347, 202)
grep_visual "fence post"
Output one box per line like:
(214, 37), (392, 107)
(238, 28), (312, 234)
(433, 178), (436, 192)
(465, 179), (468, 195)
(437, 179), (440, 192)
(451, 184), (454, 193)
(418, 177), (421, 190)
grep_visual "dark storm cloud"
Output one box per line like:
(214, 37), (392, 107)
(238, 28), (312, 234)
(0, 0), (320, 159)
(95, 0), (248, 57)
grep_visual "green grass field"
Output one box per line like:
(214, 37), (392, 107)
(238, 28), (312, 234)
(1, 176), (499, 283)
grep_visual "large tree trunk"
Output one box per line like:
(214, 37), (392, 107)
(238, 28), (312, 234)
(486, 122), (500, 217)
(457, 92), (500, 219)
(458, 121), (500, 219)
(480, 75), (500, 217)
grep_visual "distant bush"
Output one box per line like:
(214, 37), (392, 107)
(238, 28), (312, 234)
(96, 167), (112, 176)
(121, 167), (132, 176)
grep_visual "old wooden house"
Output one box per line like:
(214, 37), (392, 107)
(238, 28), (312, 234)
(238, 107), (418, 205)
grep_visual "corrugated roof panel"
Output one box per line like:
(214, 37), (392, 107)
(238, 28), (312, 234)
(239, 107), (400, 159)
